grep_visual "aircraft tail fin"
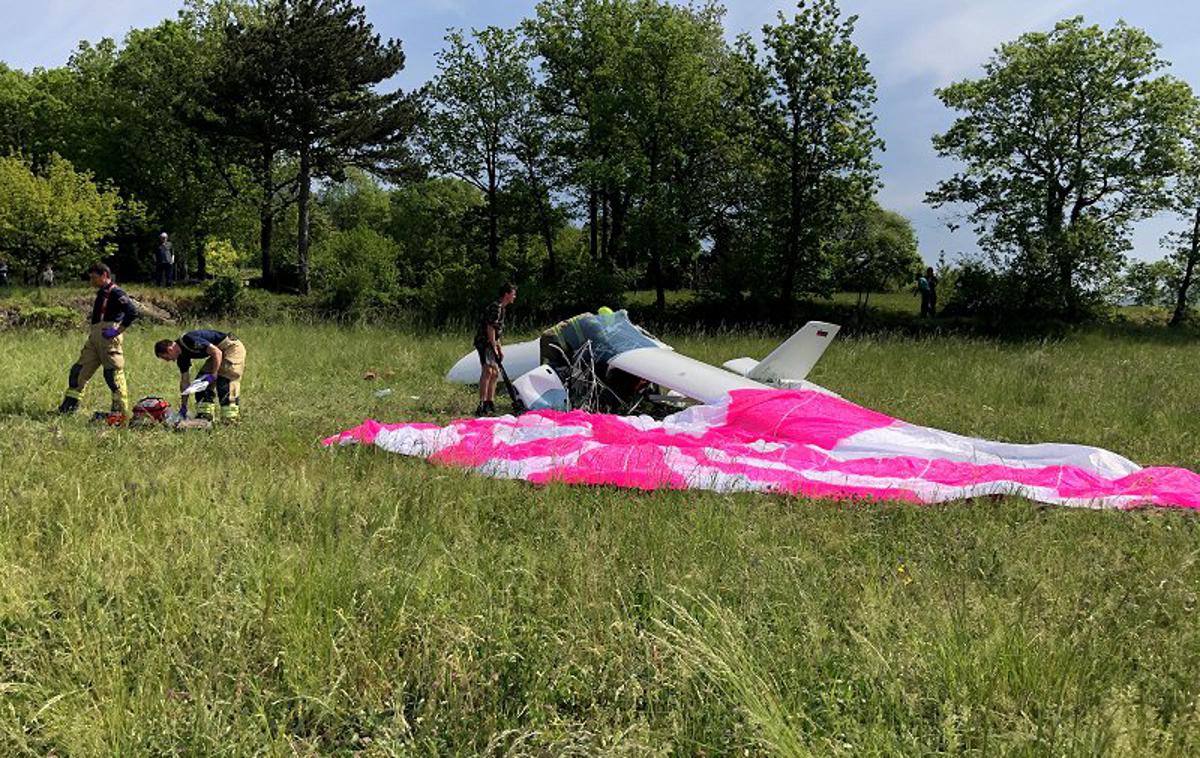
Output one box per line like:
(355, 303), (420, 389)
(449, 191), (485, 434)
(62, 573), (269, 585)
(721, 321), (840, 385)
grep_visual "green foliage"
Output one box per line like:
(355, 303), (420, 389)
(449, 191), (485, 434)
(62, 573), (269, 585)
(1122, 259), (1177, 307)
(746, 0), (882, 307)
(198, 237), (247, 317)
(15, 304), (77, 330)
(832, 203), (923, 293)
(311, 226), (402, 315)
(202, 237), (242, 279)
(0, 153), (122, 277)
(386, 178), (483, 286)
(199, 276), (244, 315)
(422, 26), (534, 268)
(929, 17), (1196, 319)
(528, 0), (734, 308)
(321, 169), (390, 234)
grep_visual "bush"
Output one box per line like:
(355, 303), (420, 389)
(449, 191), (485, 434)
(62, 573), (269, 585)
(312, 226), (402, 315)
(200, 276), (245, 315)
(16, 305), (77, 330)
(204, 238), (242, 279)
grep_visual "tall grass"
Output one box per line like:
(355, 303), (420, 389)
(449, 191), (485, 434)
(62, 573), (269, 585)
(0, 323), (1198, 754)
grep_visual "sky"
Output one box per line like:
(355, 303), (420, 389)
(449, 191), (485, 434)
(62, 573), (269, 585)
(4, 0), (1200, 263)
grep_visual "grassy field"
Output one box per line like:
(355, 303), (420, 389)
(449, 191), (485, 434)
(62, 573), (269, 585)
(1, 318), (1200, 755)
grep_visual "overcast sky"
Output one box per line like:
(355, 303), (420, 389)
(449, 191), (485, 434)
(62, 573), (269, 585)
(5, 0), (1200, 263)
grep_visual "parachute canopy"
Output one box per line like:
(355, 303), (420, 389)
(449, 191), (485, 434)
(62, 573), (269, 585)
(325, 388), (1200, 510)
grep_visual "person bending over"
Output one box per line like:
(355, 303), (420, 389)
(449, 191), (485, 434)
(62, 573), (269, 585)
(154, 330), (246, 422)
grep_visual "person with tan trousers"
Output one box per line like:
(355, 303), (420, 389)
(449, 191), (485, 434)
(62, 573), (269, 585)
(154, 330), (246, 422)
(57, 263), (138, 419)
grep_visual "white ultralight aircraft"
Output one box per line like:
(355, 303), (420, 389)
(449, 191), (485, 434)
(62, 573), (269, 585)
(446, 314), (841, 407)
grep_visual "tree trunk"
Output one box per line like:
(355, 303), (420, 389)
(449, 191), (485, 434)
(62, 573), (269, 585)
(1169, 207), (1200, 328)
(260, 208), (274, 288)
(588, 190), (598, 257)
(194, 208), (206, 279)
(600, 189), (610, 259)
(531, 174), (556, 278)
(1045, 184), (1071, 316)
(781, 109), (803, 312)
(610, 191), (627, 266)
(259, 146), (274, 287)
(651, 252), (665, 314)
(486, 168), (499, 269)
(297, 142), (312, 295)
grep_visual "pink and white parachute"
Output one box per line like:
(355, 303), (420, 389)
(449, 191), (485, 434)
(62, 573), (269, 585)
(324, 389), (1200, 510)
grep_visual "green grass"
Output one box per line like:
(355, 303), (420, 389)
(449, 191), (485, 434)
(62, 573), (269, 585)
(1, 322), (1199, 754)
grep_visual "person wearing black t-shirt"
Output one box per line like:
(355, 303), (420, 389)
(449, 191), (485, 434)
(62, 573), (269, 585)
(57, 263), (138, 418)
(472, 283), (517, 416)
(154, 329), (247, 421)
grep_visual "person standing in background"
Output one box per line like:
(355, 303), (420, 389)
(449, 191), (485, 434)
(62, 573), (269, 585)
(919, 266), (938, 318)
(155, 232), (175, 287)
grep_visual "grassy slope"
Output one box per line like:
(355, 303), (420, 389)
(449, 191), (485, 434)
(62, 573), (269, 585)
(0, 318), (1199, 754)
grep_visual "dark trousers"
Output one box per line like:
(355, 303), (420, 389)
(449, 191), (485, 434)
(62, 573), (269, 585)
(920, 293), (936, 317)
(156, 262), (175, 287)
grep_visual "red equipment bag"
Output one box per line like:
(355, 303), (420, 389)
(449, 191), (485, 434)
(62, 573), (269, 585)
(132, 396), (171, 423)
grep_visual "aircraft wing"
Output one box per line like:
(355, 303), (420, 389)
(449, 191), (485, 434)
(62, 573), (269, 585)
(446, 339), (542, 384)
(610, 347), (840, 404)
(608, 347), (768, 404)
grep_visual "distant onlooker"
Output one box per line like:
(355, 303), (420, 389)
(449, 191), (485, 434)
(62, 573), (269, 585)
(0, 258), (8, 286)
(155, 232), (175, 287)
(38, 263), (54, 287)
(918, 266), (938, 318)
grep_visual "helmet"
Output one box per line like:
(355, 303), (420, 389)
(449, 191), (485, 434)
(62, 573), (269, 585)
(133, 396), (171, 423)
(597, 306), (614, 316)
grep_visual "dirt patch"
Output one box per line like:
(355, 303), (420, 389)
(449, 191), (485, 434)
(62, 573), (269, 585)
(61, 293), (176, 324)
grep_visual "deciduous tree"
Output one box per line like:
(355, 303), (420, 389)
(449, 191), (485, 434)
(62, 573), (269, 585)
(928, 18), (1194, 319)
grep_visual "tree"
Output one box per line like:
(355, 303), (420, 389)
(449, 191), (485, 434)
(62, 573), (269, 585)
(508, 42), (566, 278)
(1163, 122), (1200, 326)
(422, 26), (532, 269)
(742, 0), (881, 309)
(832, 203), (922, 305)
(928, 17), (1195, 319)
(274, 0), (418, 294)
(197, 0), (297, 287)
(1121, 259), (1175, 307)
(210, 0), (418, 294)
(0, 153), (122, 277)
(529, 0), (732, 310)
(321, 168), (391, 233)
(616, 0), (729, 311)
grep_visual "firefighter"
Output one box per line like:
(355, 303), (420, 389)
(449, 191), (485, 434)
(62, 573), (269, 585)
(57, 263), (138, 419)
(154, 330), (246, 422)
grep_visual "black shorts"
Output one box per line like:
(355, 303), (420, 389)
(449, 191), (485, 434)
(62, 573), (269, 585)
(476, 343), (499, 368)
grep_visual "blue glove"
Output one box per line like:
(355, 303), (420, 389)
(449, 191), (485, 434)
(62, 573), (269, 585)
(197, 373), (216, 386)
(102, 326), (121, 339)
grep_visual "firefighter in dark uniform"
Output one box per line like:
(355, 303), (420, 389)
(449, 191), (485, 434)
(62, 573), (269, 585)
(154, 329), (246, 422)
(57, 263), (138, 418)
